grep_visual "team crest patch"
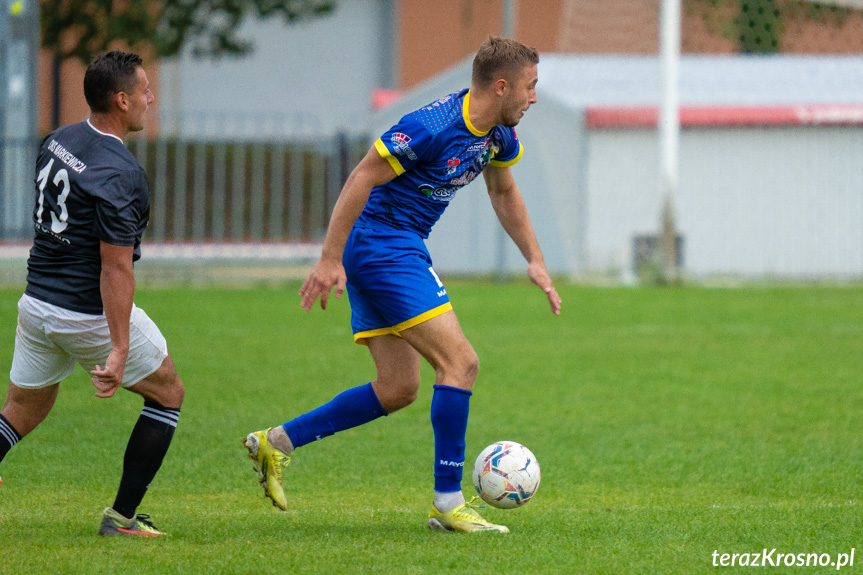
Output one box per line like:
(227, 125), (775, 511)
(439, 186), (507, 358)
(446, 157), (460, 175)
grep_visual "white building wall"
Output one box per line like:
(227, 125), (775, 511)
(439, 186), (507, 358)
(585, 126), (863, 279)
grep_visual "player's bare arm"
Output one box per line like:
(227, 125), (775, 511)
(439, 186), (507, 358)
(299, 147), (399, 311)
(483, 164), (562, 315)
(91, 242), (135, 398)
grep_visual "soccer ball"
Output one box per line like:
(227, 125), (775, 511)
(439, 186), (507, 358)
(472, 441), (541, 509)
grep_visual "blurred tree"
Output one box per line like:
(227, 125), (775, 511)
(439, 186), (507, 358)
(737, 0), (782, 52)
(41, 0), (336, 128)
(687, 0), (851, 53)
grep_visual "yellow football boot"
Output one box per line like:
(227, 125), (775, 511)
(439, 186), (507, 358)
(427, 497), (509, 533)
(244, 429), (290, 511)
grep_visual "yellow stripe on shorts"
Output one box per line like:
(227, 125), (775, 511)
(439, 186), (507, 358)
(353, 302), (454, 346)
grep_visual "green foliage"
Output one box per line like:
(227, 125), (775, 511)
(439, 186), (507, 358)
(1, 282), (862, 573)
(738, 0), (782, 53)
(687, 0), (852, 53)
(40, 0), (337, 64)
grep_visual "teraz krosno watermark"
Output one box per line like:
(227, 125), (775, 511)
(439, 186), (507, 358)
(712, 549), (855, 570)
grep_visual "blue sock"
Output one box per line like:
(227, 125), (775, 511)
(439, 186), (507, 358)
(282, 382), (387, 449)
(431, 384), (472, 493)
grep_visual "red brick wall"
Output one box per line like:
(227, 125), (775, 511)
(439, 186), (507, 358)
(398, 0), (563, 90)
(555, 0), (660, 53)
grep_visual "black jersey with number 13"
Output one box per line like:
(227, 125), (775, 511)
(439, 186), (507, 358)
(25, 120), (150, 315)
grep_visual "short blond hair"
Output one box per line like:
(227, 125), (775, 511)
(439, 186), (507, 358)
(472, 35), (539, 88)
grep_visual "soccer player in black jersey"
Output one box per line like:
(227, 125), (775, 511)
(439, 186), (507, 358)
(0, 51), (185, 537)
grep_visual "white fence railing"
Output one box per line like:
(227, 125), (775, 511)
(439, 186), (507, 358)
(4, 112), (863, 282)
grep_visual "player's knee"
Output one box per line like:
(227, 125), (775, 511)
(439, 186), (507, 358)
(166, 377), (185, 408)
(153, 357), (184, 407)
(380, 375), (420, 412)
(455, 349), (480, 386)
(387, 391), (417, 413)
(398, 382), (420, 407)
(2, 384), (57, 437)
(135, 369), (184, 408)
(153, 381), (183, 409)
(373, 369), (419, 412)
(435, 348), (479, 388)
(466, 352), (480, 384)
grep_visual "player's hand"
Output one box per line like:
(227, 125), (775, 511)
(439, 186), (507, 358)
(527, 261), (562, 316)
(90, 349), (127, 399)
(299, 258), (347, 311)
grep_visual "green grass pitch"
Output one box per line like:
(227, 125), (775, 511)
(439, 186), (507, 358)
(0, 282), (862, 574)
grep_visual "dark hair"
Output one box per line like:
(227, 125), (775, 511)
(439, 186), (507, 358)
(472, 35), (539, 88)
(83, 51), (143, 113)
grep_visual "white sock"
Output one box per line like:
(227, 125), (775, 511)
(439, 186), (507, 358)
(266, 426), (295, 455)
(434, 491), (465, 513)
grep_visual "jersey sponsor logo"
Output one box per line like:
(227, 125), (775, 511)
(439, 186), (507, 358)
(445, 157), (460, 175)
(47, 140), (87, 173)
(391, 132), (417, 161)
(419, 183), (457, 203)
(467, 140), (487, 153)
(34, 223), (71, 244)
(423, 96), (452, 111)
(449, 171), (478, 187)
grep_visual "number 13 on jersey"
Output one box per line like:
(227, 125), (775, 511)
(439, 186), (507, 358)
(36, 158), (71, 234)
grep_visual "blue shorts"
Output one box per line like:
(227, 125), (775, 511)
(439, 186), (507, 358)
(344, 226), (452, 345)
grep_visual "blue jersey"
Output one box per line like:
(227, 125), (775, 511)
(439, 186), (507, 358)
(357, 88), (523, 238)
(25, 121), (150, 315)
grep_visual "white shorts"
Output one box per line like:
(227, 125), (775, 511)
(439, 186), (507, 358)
(9, 294), (169, 389)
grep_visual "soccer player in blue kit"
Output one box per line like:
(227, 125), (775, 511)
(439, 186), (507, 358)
(0, 52), (185, 537)
(245, 36), (561, 533)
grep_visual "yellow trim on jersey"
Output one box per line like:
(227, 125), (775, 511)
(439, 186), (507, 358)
(374, 138), (406, 176)
(490, 142), (524, 167)
(462, 91), (490, 137)
(353, 302), (454, 346)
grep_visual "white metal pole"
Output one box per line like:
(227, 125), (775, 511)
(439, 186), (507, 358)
(495, 0), (517, 282)
(659, 0), (681, 283)
(503, 0), (516, 37)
